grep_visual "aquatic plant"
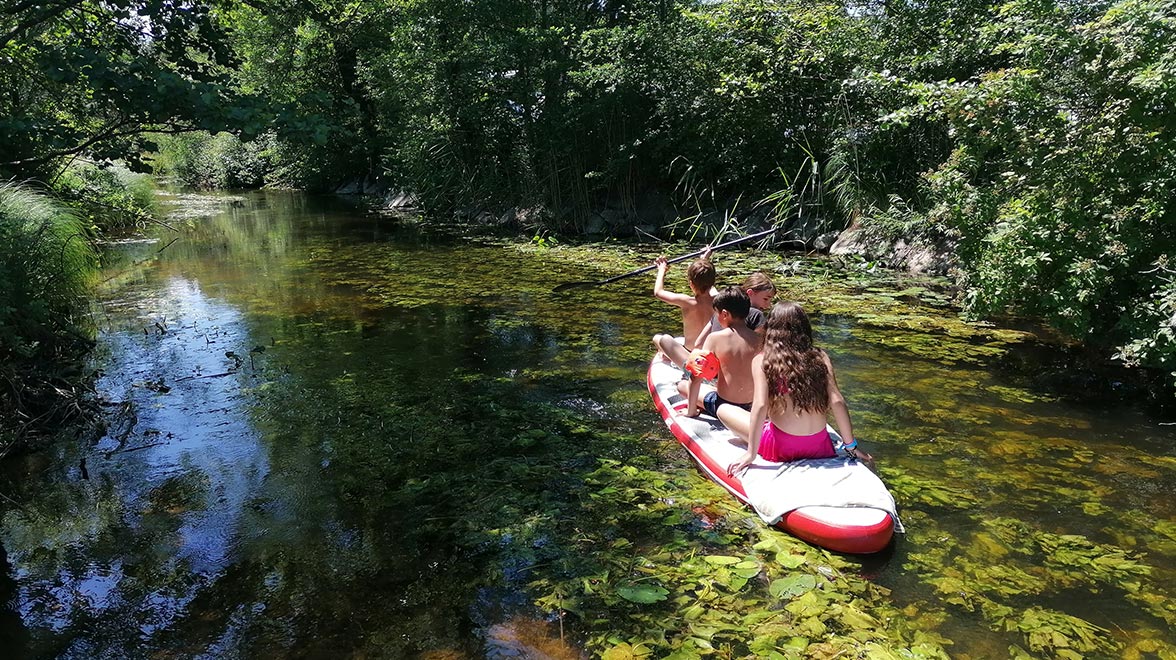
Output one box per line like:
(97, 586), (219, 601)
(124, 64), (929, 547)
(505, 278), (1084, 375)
(901, 512), (1165, 657)
(203, 223), (1173, 656)
(528, 459), (948, 658)
(18, 201), (1170, 657)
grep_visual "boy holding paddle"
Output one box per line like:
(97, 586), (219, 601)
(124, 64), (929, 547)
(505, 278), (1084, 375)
(651, 250), (717, 352)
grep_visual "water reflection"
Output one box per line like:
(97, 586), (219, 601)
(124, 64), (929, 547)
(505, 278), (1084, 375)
(2, 274), (271, 655)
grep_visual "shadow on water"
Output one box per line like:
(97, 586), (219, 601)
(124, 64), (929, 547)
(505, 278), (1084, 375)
(0, 190), (1172, 658)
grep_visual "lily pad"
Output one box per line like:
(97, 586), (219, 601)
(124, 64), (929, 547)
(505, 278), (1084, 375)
(776, 552), (807, 568)
(616, 584), (670, 604)
(770, 574), (818, 599)
(703, 555), (741, 566)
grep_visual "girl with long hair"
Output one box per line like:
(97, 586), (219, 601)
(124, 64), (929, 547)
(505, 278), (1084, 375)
(724, 302), (869, 476)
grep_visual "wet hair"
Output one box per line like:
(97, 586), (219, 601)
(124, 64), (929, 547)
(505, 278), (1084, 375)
(686, 257), (716, 291)
(740, 272), (776, 294)
(712, 286), (750, 320)
(761, 302), (829, 414)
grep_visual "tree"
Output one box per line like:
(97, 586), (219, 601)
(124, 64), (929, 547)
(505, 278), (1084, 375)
(0, 0), (264, 180)
(915, 0), (1176, 377)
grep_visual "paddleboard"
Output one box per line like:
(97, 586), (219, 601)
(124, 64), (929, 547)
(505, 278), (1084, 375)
(647, 352), (898, 554)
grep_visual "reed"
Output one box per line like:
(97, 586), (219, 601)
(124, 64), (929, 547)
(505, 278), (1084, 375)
(0, 182), (99, 453)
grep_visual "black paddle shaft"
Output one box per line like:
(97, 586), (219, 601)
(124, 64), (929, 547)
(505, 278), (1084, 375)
(552, 227), (778, 293)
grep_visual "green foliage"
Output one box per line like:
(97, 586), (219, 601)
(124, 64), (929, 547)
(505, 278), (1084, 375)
(0, 0), (267, 181)
(53, 161), (159, 230)
(207, 0), (1172, 380)
(6, 0), (1175, 379)
(0, 183), (96, 353)
(215, 0), (397, 191)
(0, 183), (98, 451)
(903, 515), (1157, 657)
(529, 458), (936, 658)
(868, 0), (1176, 379)
(151, 131), (275, 189)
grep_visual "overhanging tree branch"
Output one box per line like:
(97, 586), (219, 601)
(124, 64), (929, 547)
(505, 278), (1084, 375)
(1, 119), (207, 168)
(0, 0), (82, 49)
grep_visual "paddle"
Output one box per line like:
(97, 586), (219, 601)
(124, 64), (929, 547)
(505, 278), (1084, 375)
(552, 227), (778, 293)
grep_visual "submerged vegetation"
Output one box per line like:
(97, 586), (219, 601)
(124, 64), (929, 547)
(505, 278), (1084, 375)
(1, 0), (1175, 652)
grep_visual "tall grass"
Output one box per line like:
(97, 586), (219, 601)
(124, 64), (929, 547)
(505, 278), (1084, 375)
(0, 182), (99, 453)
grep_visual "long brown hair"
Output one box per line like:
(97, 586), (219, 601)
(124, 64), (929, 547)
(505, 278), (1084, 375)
(761, 302), (829, 414)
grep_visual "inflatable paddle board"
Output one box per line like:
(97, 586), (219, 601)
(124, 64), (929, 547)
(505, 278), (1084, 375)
(648, 352), (899, 554)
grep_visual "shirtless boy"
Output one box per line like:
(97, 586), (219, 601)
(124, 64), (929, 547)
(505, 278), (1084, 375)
(679, 287), (761, 421)
(650, 252), (716, 352)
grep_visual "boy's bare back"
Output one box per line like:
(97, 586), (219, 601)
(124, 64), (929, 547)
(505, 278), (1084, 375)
(679, 294), (716, 350)
(704, 323), (761, 404)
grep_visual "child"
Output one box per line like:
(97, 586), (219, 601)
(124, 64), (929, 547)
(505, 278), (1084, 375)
(677, 287), (761, 420)
(739, 272), (777, 335)
(692, 271), (776, 349)
(725, 302), (871, 476)
(650, 252), (716, 352)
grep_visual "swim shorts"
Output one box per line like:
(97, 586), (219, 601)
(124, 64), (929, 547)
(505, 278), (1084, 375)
(757, 422), (836, 463)
(702, 391), (752, 418)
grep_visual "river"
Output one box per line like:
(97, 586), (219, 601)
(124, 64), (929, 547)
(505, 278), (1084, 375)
(0, 191), (1172, 659)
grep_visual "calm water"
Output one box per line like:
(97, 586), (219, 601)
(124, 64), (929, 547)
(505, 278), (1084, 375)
(0, 191), (1172, 659)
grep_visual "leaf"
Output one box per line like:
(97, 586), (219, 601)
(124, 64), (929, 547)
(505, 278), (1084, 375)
(616, 584), (669, 604)
(602, 643), (654, 660)
(776, 552), (807, 568)
(839, 605), (880, 630)
(770, 574), (817, 599)
(786, 590), (826, 618)
(753, 538), (781, 551)
(703, 555), (740, 565)
(733, 563), (761, 579)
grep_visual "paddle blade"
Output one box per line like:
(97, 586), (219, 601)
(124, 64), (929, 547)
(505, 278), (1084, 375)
(552, 281), (594, 293)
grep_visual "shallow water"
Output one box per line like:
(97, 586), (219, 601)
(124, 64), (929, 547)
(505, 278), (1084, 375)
(0, 191), (1172, 658)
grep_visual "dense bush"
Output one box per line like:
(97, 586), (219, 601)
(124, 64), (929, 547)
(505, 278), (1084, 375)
(891, 0), (1175, 381)
(54, 162), (159, 231)
(152, 132), (275, 190)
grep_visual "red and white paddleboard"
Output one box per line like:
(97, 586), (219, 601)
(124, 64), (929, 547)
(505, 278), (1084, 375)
(647, 352), (898, 554)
